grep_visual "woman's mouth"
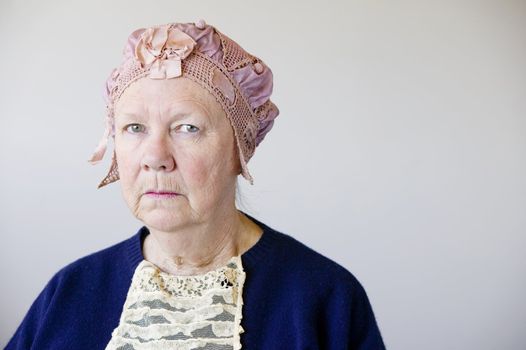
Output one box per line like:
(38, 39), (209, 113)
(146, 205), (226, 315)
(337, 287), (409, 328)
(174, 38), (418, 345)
(145, 191), (180, 198)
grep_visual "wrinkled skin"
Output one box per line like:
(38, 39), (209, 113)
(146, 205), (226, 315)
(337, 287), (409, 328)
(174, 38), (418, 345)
(113, 76), (261, 275)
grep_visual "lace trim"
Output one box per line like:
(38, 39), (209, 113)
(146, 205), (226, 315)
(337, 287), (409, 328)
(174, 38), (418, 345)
(105, 255), (246, 350)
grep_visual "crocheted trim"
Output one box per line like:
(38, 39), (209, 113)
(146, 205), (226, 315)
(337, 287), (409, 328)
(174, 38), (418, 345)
(105, 255), (246, 350)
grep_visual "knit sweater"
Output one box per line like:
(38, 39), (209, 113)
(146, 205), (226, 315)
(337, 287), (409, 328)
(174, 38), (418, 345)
(4, 212), (386, 349)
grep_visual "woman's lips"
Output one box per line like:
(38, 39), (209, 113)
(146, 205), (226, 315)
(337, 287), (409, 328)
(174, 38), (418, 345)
(145, 191), (180, 198)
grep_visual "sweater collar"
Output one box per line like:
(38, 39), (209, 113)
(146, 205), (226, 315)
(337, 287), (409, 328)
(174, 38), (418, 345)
(125, 210), (280, 277)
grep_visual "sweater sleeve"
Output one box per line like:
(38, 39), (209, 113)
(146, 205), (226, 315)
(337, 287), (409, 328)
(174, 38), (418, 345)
(348, 278), (386, 349)
(322, 266), (386, 350)
(4, 269), (62, 350)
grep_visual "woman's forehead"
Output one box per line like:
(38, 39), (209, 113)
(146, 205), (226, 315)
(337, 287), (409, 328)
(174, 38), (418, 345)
(115, 77), (222, 116)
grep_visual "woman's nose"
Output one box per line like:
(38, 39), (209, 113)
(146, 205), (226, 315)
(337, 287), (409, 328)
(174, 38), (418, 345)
(140, 133), (176, 172)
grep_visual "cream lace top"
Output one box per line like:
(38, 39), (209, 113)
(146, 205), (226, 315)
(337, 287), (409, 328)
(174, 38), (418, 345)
(105, 255), (246, 350)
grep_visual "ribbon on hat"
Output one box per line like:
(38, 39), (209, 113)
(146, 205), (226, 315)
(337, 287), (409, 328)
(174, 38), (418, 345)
(135, 24), (197, 79)
(88, 115), (113, 164)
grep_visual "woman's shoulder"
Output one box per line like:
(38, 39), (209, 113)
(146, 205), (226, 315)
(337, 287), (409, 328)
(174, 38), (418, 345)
(245, 213), (365, 291)
(244, 215), (386, 349)
(4, 228), (147, 349)
(50, 226), (146, 284)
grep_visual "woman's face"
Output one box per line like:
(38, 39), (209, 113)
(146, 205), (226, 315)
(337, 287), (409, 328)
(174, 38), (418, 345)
(114, 77), (240, 232)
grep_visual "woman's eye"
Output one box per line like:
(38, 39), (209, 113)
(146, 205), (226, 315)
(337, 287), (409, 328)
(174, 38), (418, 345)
(125, 124), (145, 133)
(123, 123), (199, 134)
(180, 124), (200, 133)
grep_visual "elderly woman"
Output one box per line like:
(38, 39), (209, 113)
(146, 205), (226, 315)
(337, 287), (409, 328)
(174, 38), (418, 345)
(6, 20), (385, 350)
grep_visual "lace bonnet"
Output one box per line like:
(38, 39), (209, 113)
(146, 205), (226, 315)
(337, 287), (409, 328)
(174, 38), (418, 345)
(88, 19), (279, 188)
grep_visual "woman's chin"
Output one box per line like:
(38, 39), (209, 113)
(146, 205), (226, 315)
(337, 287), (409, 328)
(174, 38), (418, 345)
(139, 209), (189, 232)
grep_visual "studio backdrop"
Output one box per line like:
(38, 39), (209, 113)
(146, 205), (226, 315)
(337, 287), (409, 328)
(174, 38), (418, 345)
(1, 1), (525, 349)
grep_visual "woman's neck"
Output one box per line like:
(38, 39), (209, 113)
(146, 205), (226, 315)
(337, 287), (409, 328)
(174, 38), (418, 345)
(142, 209), (262, 276)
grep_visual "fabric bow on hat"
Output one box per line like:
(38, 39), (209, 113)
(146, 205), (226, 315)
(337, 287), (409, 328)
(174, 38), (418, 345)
(135, 24), (197, 79)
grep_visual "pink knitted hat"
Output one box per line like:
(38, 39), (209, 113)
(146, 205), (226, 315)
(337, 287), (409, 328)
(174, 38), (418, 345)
(88, 19), (279, 188)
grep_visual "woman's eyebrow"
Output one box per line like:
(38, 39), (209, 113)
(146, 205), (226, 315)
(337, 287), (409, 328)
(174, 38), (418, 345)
(115, 100), (212, 121)
(168, 104), (211, 121)
(115, 111), (146, 121)
(115, 111), (210, 123)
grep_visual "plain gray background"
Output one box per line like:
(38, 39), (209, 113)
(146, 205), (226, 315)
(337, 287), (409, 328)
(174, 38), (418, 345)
(1, 0), (525, 349)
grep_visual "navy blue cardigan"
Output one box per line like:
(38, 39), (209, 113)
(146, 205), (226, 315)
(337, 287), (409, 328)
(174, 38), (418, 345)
(5, 213), (386, 349)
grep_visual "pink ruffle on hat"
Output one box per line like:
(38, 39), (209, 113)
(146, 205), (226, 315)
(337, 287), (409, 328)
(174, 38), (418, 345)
(88, 19), (279, 188)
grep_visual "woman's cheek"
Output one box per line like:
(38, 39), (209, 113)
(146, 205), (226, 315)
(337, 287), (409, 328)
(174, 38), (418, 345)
(185, 157), (208, 184)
